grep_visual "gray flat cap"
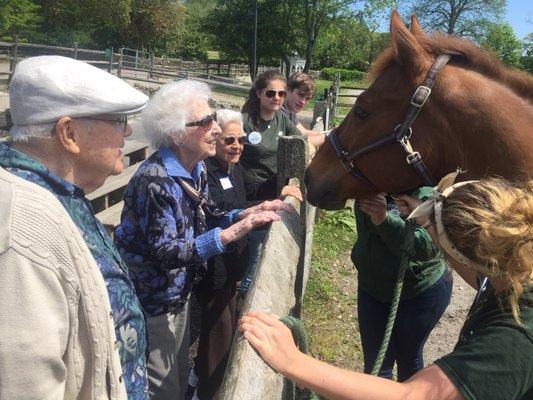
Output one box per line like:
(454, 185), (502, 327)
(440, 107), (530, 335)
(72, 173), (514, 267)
(9, 55), (149, 126)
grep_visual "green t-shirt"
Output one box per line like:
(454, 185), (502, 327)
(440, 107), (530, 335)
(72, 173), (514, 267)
(240, 111), (301, 185)
(351, 188), (446, 302)
(435, 283), (533, 400)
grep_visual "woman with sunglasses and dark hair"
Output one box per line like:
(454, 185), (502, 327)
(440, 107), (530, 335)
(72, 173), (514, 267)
(240, 71), (304, 296)
(240, 70), (302, 202)
(114, 81), (292, 400)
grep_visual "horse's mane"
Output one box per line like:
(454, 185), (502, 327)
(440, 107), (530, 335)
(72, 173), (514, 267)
(369, 34), (533, 102)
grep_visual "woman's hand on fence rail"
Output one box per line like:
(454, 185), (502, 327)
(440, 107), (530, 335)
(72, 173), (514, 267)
(220, 211), (281, 245)
(239, 199), (294, 220)
(239, 312), (300, 376)
(280, 185), (303, 202)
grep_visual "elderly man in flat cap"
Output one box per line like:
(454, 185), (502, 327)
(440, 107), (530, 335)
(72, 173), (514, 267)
(0, 56), (149, 400)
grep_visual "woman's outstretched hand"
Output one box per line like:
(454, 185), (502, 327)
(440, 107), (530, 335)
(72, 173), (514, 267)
(220, 211), (280, 245)
(238, 312), (301, 375)
(240, 199), (293, 220)
(280, 185), (303, 202)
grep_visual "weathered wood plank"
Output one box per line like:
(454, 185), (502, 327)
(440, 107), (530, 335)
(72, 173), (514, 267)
(95, 200), (124, 232)
(87, 163), (139, 201)
(220, 195), (304, 400)
(123, 139), (149, 165)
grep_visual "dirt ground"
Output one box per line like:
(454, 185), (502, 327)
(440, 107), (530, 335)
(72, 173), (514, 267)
(333, 256), (476, 366)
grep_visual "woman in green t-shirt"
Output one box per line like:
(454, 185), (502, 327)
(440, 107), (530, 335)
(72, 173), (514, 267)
(239, 176), (533, 400)
(238, 70), (303, 293)
(240, 70), (302, 202)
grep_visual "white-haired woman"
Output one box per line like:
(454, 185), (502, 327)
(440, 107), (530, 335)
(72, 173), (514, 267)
(114, 81), (291, 400)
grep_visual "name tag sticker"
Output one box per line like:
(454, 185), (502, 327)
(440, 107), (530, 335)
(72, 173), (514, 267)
(220, 177), (233, 190)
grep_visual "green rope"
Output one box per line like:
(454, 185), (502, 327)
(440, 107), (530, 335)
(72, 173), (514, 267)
(371, 220), (417, 376)
(280, 315), (320, 400)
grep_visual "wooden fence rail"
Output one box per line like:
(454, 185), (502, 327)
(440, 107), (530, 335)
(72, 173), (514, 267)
(221, 136), (316, 399)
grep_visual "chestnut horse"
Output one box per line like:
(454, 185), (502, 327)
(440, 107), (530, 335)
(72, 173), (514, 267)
(306, 11), (533, 209)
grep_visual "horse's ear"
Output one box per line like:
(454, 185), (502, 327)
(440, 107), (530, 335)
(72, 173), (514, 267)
(410, 14), (425, 36)
(390, 10), (429, 80)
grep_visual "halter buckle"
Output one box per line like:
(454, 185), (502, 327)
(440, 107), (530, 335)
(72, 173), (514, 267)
(406, 151), (421, 165)
(411, 86), (431, 108)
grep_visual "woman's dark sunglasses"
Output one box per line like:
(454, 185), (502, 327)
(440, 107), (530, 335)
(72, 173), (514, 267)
(223, 136), (246, 145)
(264, 90), (287, 99)
(185, 112), (217, 129)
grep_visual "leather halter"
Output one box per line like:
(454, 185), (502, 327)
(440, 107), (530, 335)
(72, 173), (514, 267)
(328, 54), (451, 189)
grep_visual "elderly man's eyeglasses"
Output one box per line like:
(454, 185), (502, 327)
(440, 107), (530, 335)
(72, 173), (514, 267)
(265, 90), (287, 99)
(185, 113), (217, 130)
(222, 136), (246, 145)
(82, 115), (128, 132)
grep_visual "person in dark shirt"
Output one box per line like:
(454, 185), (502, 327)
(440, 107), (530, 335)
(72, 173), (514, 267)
(240, 70), (303, 295)
(240, 176), (532, 400)
(193, 109), (251, 399)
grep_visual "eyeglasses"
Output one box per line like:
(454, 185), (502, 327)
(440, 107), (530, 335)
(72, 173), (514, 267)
(185, 113), (217, 130)
(222, 136), (246, 145)
(82, 115), (128, 132)
(264, 90), (287, 99)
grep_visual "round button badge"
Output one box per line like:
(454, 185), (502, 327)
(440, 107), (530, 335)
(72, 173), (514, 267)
(248, 131), (262, 145)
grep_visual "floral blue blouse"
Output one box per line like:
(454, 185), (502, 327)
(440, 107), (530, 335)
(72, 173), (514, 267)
(114, 147), (240, 317)
(0, 142), (149, 400)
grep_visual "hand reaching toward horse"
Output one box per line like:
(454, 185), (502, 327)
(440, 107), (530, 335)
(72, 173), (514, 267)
(356, 193), (388, 225)
(239, 312), (301, 375)
(280, 184), (303, 202)
(393, 195), (427, 225)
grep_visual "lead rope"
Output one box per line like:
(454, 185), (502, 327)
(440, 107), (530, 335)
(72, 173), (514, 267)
(278, 221), (416, 399)
(371, 219), (417, 375)
(280, 316), (320, 400)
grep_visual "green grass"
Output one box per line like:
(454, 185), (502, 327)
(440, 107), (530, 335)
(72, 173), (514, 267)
(301, 207), (364, 371)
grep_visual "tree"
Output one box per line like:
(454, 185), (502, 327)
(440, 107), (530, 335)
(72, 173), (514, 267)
(127, 0), (186, 51)
(521, 32), (533, 73)
(0, 0), (41, 40)
(407, 0), (506, 38)
(301, 0), (358, 71)
(313, 17), (370, 70)
(480, 22), (522, 69)
(32, 0), (130, 47)
(204, 0), (302, 79)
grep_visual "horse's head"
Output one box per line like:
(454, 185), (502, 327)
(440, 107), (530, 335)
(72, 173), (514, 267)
(306, 12), (446, 209)
(307, 10), (533, 210)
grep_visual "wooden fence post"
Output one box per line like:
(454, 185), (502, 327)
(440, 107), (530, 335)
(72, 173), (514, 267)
(73, 42), (78, 59)
(149, 51), (154, 78)
(108, 46), (114, 73)
(117, 47), (123, 77)
(9, 34), (19, 78)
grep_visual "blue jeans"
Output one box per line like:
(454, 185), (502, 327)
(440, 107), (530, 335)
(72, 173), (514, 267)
(357, 272), (452, 381)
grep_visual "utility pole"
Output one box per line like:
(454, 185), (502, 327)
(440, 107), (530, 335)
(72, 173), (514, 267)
(252, 0), (258, 80)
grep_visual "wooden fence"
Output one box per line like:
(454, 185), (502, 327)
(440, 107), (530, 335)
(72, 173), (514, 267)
(0, 37), (284, 92)
(221, 135), (316, 399)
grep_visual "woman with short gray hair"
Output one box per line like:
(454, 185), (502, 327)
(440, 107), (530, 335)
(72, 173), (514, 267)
(115, 81), (291, 400)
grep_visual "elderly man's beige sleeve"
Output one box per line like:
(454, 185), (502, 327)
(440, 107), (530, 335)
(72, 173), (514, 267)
(0, 167), (127, 400)
(0, 247), (70, 399)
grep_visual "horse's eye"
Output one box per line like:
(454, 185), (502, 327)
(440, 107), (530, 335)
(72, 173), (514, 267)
(354, 105), (370, 119)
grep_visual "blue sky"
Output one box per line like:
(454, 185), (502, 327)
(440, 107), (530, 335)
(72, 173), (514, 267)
(506, 0), (532, 39)
(370, 1), (532, 39)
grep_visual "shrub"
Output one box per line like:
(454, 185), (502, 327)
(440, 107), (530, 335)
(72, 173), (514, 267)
(321, 67), (365, 81)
